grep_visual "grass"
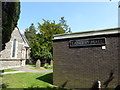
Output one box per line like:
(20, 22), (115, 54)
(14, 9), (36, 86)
(3, 72), (71, 90)
(3, 69), (17, 72)
(2, 65), (52, 73)
(43, 65), (53, 70)
(28, 64), (53, 70)
(27, 65), (35, 67)
(30, 67), (46, 71)
(3, 72), (52, 88)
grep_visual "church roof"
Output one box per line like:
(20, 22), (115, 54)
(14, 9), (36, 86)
(16, 27), (30, 48)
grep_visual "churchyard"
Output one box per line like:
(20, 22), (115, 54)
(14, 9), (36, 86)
(1, 1), (120, 90)
(1, 65), (71, 90)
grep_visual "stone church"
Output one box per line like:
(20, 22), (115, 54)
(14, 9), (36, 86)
(0, 27), (30, 69)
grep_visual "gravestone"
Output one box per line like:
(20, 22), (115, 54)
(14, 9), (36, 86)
(36, 59), (41, 69)
(50, 60), (53, 65)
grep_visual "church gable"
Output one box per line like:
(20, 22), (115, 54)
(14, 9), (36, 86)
(0, 27), (29, 59)
(0, 27), (30, 69)
(11, 27), (24, 44)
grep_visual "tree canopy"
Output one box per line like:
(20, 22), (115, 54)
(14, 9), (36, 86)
(24, 23), (37, 42)
(25, 17), (71, 64)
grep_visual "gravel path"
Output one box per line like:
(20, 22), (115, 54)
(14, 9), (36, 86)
(2, 65), (53, 74)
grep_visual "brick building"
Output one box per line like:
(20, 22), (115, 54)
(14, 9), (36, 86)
(0, 27), (30, 69)
(53, 27), (120, 89)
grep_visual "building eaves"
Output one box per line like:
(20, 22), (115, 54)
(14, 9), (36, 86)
(54, 27), (120, 40)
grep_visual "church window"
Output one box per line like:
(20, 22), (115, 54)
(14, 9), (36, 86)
(12, 39), (16, 57)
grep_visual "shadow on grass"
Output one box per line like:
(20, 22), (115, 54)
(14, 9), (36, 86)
(24, 86), (72, 90)
(2, 83), (9, 89)
(36, 73), (53, 84)
(35, 73), (72, 90)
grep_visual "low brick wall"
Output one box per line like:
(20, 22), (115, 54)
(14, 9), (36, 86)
(0, 59), (23, 70)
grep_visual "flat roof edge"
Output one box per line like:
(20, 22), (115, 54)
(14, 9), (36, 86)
(54, 27), (120, 40)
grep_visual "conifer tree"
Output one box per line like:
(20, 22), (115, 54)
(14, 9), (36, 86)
(2, 1), (20, 49)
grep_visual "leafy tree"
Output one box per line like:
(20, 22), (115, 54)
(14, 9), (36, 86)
(2, 1), (20, 50)
(38, 19), (66, 52)
(25, 17), (71, 65)
(59, 17), (72, 33)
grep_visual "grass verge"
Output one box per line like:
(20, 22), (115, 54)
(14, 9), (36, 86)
(28, 65), (53, 70)
(43, 65), (53, 70)
(3, 69), (17, 72)
(3, 72), (71, 90)
(30, 67), (46, 71)
(3, 72), (52, 88)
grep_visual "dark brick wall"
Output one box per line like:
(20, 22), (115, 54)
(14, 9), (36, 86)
(53, 34), (120, 89)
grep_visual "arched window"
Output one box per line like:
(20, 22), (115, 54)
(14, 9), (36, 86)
(12, 39), (16, 57)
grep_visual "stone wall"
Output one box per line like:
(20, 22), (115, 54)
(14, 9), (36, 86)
(0, 28), (23, 59)
(0, 27), (30, 69)
(0, 27), (30, 59)
(0, 59), (24, 70)
(53, 34), (120, 89)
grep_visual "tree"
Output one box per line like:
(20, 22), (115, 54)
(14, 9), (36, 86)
(2, 1), (20, 50)
(59, 17), (72, 33)
(37, 18), (71, 63)
(24, 17), (71, 65)
(38, 19), (66, 52)
(24, 23), (37, 45)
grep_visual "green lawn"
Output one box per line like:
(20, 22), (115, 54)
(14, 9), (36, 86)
(28, 64), (53, 69)
(30, 67), (46, 71)
(3, 69), (17, 72)
(27, 65), (36, 67)
(30, 66), (53, 71)
(3, 72), (53, 88)
(3, 72), (71, 90)
(43, 65), (53, 70)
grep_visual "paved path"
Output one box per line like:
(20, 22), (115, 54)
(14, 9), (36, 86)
(1, 65), (53, 74)
(1, 71), (25, 75)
